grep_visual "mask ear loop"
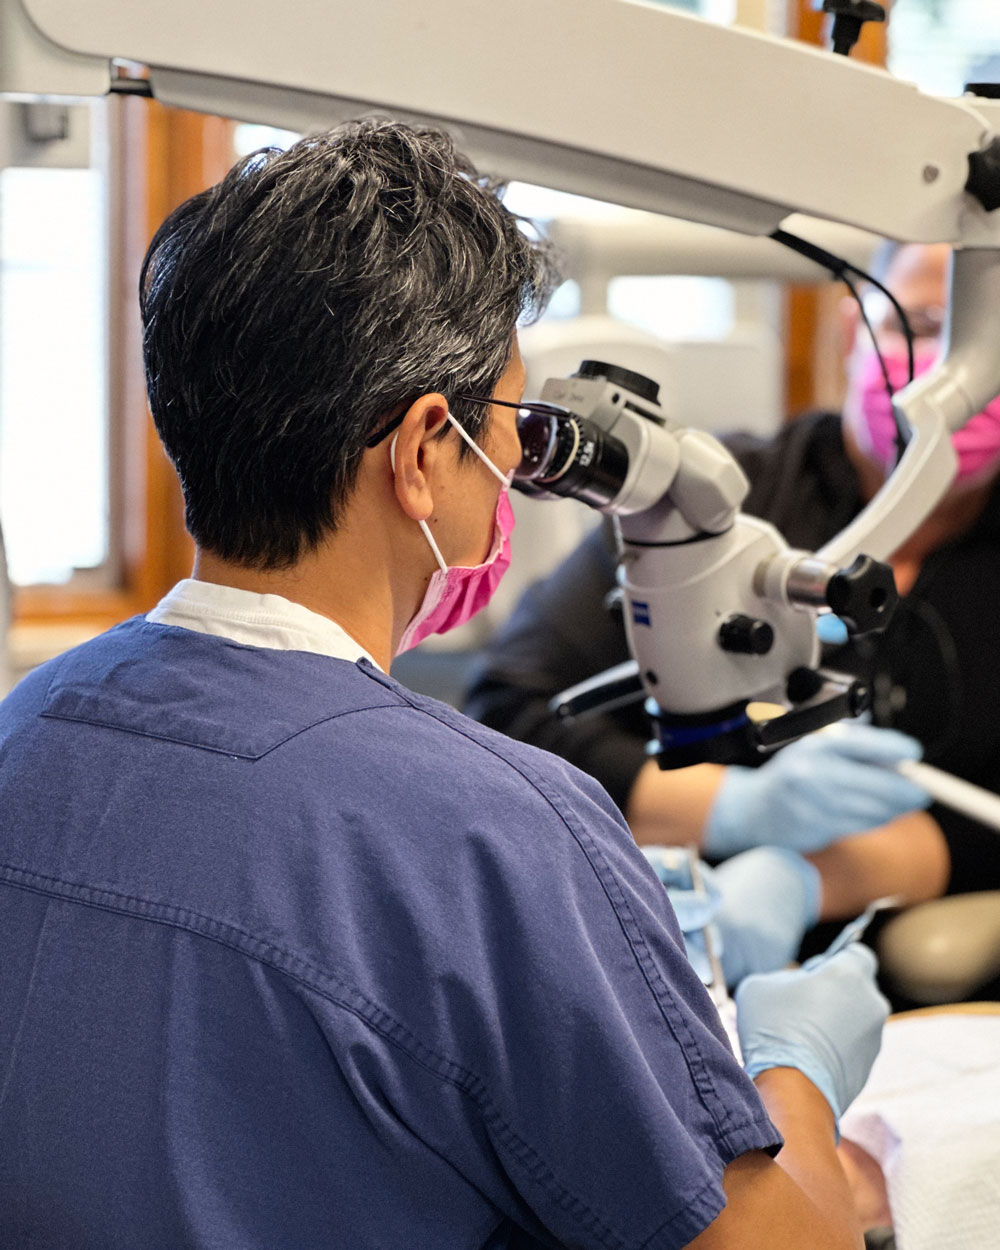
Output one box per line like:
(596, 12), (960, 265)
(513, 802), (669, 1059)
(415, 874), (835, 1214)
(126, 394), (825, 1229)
(390, 430), (448, 573)
(447, 412), (512, 487)
(389, 410), (510, 574)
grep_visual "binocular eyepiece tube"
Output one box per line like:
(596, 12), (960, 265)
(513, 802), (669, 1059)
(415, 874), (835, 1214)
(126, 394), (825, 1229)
(514, 408), (629, 509)
(513, 360), (664, 511)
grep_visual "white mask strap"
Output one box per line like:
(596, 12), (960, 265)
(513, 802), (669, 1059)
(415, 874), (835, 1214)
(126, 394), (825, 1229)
(447, 412), (511, 486)
(390, 431), (448, 573)
(418, 519), (448, 573)
(389, 409), (509, 574)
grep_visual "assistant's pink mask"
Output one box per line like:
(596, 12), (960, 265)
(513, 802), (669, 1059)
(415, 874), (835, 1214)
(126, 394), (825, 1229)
(392, 416), (515, 655)
(848, 346), (1000, 481)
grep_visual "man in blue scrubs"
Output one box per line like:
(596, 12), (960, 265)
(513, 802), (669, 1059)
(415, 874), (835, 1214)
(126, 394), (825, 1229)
(0, 119), (886, 1249)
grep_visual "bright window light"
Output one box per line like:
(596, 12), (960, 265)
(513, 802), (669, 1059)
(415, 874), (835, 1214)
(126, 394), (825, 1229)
(502, 183), (642, 224)
(607, 275), (735, 340)
(544, 280), (582, 321)
(232, 123), (301, 157)
(0, 167), (108, 585)
(889, 0), (1000, 96)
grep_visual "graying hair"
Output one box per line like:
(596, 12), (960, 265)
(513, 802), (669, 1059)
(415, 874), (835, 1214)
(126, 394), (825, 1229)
(140, 118), (560, 569)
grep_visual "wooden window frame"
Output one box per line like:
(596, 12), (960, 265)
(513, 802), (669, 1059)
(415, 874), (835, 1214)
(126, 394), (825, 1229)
(12, 98), (234, 635)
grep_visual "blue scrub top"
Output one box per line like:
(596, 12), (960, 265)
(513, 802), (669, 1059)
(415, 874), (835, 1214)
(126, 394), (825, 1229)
(0, 619), (780, 1249)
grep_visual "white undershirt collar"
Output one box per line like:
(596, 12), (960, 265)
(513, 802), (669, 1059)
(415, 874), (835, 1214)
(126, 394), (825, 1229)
(146, 579), (381, 670)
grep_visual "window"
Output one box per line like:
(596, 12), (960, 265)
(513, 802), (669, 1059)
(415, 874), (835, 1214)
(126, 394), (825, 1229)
(8, 98), (233, 676)
(0, 101), (111, 589)
(1, 165), (108, 585)
(608, 276), (735, 341)
(888, 0), (1000, 95)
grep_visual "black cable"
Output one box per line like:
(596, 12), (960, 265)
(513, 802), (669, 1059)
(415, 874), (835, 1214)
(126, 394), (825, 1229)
(840, 269), (907, 468)
(849, 262), (916, 387)
(771, 227), (915, 468)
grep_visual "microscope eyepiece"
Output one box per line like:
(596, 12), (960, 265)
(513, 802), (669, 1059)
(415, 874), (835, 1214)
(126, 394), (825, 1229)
(514, 405), (629, 508)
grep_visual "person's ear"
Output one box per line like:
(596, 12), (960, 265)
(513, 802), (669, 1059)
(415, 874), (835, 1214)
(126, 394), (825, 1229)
(389, 394), (450, 522)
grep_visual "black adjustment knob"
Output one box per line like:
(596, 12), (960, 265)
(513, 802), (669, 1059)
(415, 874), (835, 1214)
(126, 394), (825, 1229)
(826, 554), (898, 634)
(718, 614), (775, 655)
(814, 1), (885, 57)
(574, 360), (660, 405)
(967, 137), (1000, 212)
(787, 666), (825, 704)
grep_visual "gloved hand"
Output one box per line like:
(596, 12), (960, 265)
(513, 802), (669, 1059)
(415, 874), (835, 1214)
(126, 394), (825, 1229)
(703, 720), (931, 860)
(642, 845), (819, 990)
(735, 943), (890, 1120)
(713, 846), (820, 988)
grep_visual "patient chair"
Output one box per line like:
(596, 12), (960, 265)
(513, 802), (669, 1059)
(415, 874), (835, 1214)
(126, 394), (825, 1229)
(878, 893), (1000, 1004)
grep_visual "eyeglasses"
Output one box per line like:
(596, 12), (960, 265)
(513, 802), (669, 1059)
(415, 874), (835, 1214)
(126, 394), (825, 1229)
(861, 291), (945, 342)
(364, 392), (572, 449)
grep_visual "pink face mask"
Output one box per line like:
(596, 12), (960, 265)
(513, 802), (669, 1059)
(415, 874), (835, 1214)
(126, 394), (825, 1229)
(848, 346), (1000, 482)
(392, 414), (515, 655)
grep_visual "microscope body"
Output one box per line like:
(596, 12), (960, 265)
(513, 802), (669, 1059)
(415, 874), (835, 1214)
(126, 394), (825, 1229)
(524, 362), (893, 765)
(617, 513), (820, 715)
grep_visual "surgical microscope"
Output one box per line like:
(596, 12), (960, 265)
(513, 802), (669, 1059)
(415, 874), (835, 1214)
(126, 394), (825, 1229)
(510, 355), (897, 767)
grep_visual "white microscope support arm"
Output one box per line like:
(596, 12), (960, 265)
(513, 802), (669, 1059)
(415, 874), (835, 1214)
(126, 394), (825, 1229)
(7, 0), (1000, 242)
(818, 245), (1000, 565)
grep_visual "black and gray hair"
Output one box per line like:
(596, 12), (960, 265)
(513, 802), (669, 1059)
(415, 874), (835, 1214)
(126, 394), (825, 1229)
(140, 118), (559, 569)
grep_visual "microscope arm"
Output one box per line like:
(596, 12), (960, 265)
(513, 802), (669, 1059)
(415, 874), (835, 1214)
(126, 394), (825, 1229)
(8, 0), (1000, 245)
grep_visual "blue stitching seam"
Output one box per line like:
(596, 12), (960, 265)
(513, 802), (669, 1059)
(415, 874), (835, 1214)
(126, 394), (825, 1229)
(636, 1113), (784, 1250)
(38, 701), (403, 760)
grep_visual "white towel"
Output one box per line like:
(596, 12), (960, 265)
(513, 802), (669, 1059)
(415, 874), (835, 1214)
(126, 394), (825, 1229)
(840, 1013), (1000, 1250)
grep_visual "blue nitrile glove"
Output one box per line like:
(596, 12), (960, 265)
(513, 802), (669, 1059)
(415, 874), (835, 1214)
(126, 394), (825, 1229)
(703, 720), (932, 859)
(641, 846), (723, 985)
(735, 943), (890, 1120)
(712, 846), (820, 988)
